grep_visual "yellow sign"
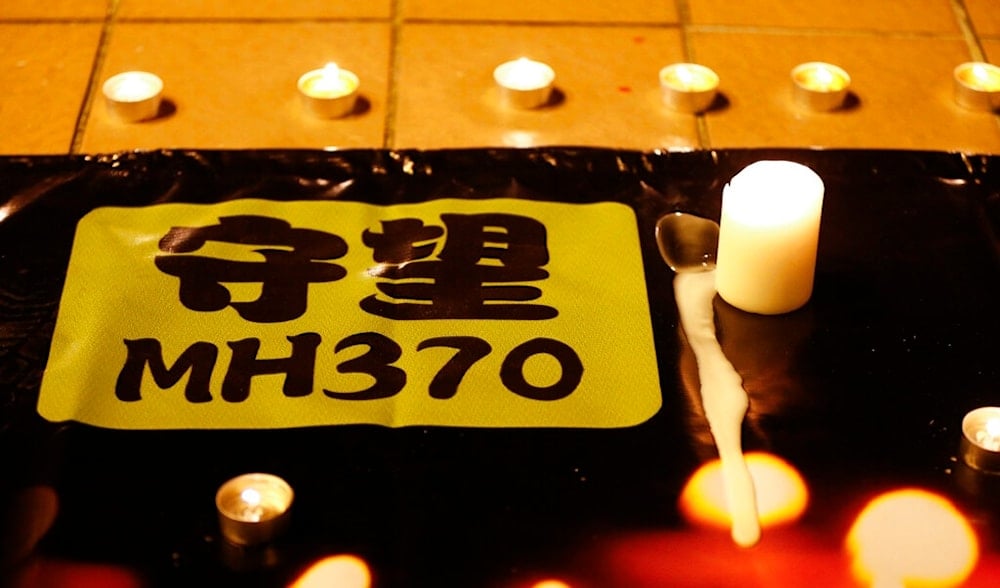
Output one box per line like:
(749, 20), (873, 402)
(39, 198), (661, 429)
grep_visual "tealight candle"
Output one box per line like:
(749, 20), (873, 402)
(659, 63), (719, 113)
(791, 62), (850, 111)
(953, 62), (1000, 112)
(298, 63), (360, 119)
(102, 71), (164, 122)
(493, 57), (555, 109)
(960, 406), (1000, 472)
(216, 473), (294, 545)
(715, 161), (825, 315)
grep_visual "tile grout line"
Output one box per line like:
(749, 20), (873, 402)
(398, 17), (680, 29)
(674, 0), (712, 150)
(69, 0), (120, 155)
(687, 23), (969, 40)
(381, 0), (403, 149)
(103, 16), (391, 25)
(950, 0), (986, 62)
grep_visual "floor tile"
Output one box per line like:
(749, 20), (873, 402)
(0, 0), (107, 20)
(392, 24), (697, 150)
(2, 1), (998, 156)
(116, 0), (391, 20)
(0, 23), (102, 155)
(965, 0), (1000, 37)
(400, 0), (677, 23)
(687, 0), (959, 33)
(985, 39), (1000, 63)
(692, 32), (1000, 153)
(80, 22), (389, 153)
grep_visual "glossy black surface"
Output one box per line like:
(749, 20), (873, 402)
(1, 148), (1000, 586)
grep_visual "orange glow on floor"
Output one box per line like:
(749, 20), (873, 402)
(679, 451), (808, 530)
(531, 580), (572, 588)
(846, 488), (978, 588)
(601, 527), (855, 587)
(290, 554), (372, 588)
(7, 559), (145, 588)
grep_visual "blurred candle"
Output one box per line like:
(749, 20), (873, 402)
(102, 71), (163, 122)
(791, 62), (850, 111)
(298, 63), (360, 118)
(960, 406), (1000, 472)
(680, 452), (809, 531)
(846, 488), (978, 588)
(716, 161), (824, 315)
(292, 555), (372, 588)
(953, 62), (1000, 111)
(493, 57), (555, 109)
(216, 473), (294, 545)
(659, 63), (719, 113)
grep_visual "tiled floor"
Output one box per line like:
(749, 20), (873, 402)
(81, 21), (392, 152)
(1, 0), (998, 155)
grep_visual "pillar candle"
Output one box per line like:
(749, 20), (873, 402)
(715, 161), (824, 315)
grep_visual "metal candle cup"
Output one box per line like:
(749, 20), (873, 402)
(102, 71), (163, 122)
(298, 63), (360, 119)
(493, 58), (555, 109)
(216, 473), (294, 545)
(659, 63), (719, 113)
(953, 62), (1000, 112)
(791, 62), (850, 111)
(960, 407), (1000, 473)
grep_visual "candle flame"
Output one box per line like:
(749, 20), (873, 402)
(301, 62), (356, 99)
(661, 63), (718, 93)
(794, 63), (849, 93)
(675, 65), (696, 86)
(846, 488), (978, 588)
(956, 63), (1000, 93)
(237, 487), (265, 522)
(986, 417), (1000, 438)
(972, 64), (989, 83)
(107, 73), (161, 102)
(496, 57), (553, 91)
(977, 417), (1000, 451)
(814, 66), (834, 86)
(240, 487), (261, 507)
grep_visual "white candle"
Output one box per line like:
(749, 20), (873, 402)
(298, 63), (360, 119)
(102, 71), (164, 122)
(216, 473), (294, 545)
(953, 62), (1000, 111)
(493, 57), (555, 109)
(791, 62), (850, 111)
(659, 63), (719, 113)
(960, 406), (1000, 472)
(715, 161), (824, 315)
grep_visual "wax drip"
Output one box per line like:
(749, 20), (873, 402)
(674, 270), (761, 547)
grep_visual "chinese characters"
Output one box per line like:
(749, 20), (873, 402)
(155, 215), (347, 323)
(155, 213), (557, 323)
